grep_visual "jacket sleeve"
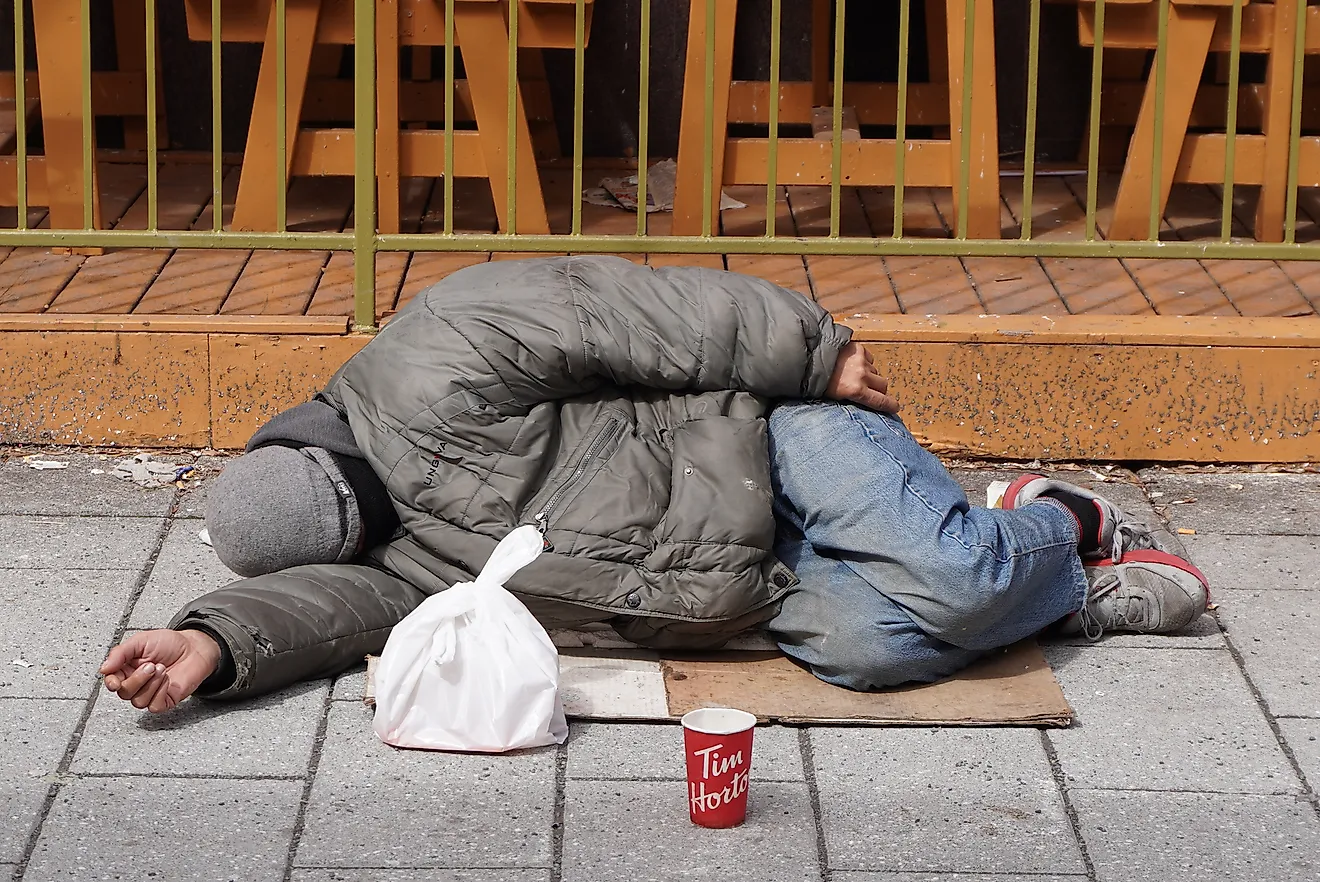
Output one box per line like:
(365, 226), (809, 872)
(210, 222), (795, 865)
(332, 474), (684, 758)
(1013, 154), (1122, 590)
(169, 564), (425, 701)
(339, 257), (852, 416)
(579, 258), (853, 400)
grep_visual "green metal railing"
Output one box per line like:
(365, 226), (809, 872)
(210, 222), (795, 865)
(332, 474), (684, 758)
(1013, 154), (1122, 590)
(1, 0), (1319, 331)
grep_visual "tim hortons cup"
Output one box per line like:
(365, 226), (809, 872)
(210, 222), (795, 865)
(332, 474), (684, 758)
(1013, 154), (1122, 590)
(681, 707), (757, 828)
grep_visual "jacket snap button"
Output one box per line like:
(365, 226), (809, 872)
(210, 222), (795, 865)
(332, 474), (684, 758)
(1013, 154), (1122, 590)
(772, 573), (791, 589)
(683, 466), (693, 476)
(625, 592), (641, 609)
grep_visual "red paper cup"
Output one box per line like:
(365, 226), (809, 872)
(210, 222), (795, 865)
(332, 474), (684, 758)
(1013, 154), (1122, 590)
(681, 707), (757, 828)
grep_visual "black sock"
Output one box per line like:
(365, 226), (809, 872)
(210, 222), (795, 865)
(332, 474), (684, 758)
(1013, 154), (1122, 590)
(1042, 489), (1102, 555)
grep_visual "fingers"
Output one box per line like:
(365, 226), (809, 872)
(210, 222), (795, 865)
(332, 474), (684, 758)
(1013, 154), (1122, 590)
(129, 665), (168, 710)
(850, 386), (901, 414)
(147, 674), (178, 714)
(114, 661), (160, 702)
(99, 637), (142, 676)
(864, 372), (890, 395)
(100, 631), (156, 688)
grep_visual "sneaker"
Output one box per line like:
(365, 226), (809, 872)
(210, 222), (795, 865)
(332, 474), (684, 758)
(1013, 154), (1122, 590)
(1001, 473), (1178, 562)
(1060, 550), (1211, 641)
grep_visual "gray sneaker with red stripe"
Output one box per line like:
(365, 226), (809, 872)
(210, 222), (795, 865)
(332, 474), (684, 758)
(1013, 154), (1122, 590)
(1001, 473), (1179, 563)
(1062, 551), (1211, 640)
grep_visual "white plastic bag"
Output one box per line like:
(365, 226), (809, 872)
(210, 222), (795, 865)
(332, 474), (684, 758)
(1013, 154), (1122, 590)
(372, 525), (568, 752)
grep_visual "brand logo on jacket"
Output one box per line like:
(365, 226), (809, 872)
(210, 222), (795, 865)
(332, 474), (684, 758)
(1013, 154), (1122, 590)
(422, 443), (455, 487)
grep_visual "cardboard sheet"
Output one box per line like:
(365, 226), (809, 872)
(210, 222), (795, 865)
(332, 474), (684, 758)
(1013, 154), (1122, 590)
(363, 629), (1072, 728)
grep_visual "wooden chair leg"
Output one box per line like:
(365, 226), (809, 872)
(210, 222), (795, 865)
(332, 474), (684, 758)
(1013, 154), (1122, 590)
(32, 0), (101, 231)
(945, 0), (1000, 239)
(1256, 0), (1300, 242)
(113, 0), (168, 152)
(1078, 49), (1148, 169)
(1108, 5), (1216, 241)
(377, 0), (401, 234)
(521, 48), (561, 160)
(232, 0), (322, 232)
(672, 0), (737, 236)
(452, 2), (550, 235)
(811, 0), (831, 107)
(925, 0), (951, 138)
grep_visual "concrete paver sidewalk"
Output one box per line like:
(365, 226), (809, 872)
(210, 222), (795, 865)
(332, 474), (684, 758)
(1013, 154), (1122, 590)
(1, 452), (1318, 882)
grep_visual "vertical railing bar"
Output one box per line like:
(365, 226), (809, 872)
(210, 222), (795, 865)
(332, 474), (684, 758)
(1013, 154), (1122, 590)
(893, 0), (911, 238)
(1084, 0), (1105, 241)
(828, 0), (846, 238)
(637, 0), (651, 237)
(1284, 0), (1307, 244)
(353, 0), (377, 329)
(571, 0), (585, 236)
(1220, 0), (1242, 242)
(275, 0), (288, 233)
(1021, 0), (1042, 240)
(1148, 0), (1170, 241)
(80, 0), (93, 230)
(765, 0), (782, 237)
(444, 0), (455, 234)
(701, 0), (716, 237)
(956, 0), (975, 239)
(506, 0), (519, 235)
(146, 0), (159, 231)
(211, 0), (223, 232)
(13, 0), (26, 230)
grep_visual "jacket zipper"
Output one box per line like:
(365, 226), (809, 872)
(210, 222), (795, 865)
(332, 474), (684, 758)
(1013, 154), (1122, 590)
(535, 418), (623, 533)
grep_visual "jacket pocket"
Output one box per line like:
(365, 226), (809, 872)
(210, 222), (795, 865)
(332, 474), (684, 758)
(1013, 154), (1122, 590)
(659, 417), (774, 551)
(529, 414), (626, 533)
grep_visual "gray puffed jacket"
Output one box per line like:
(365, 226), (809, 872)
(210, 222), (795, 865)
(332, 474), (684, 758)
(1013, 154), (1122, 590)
(173, 256), (852, 699)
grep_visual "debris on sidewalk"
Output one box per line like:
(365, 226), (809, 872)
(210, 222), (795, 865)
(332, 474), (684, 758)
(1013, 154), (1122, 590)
(985, 480), (1011, 509)
(199, 528), (212, 547)
(11, 658), (32, 668)
(23, 456), (67, 470)
(583, 159), (746, 214)
(111, 453), (194, 489)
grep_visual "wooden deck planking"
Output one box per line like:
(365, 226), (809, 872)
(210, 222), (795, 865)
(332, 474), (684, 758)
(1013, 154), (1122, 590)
(220, 176), (355, 315)
(789, 186), (901, 314)
(134, 168), (245, 315)
(928, 186), (1065, 315)
(1164, 185), (1312, 318)
(9, 161), (1320, 320)
(1002, 176), (1153, 316)
(0, 164), (146, 314)
(720, 185), (813, 297)
(1064, 175), (1237, 316)
(1220, 187), (1320, 316)
(307, 177), (434, 317)
(47, 164), (216, 314)
(396, 177), (496, 311)
(858, 187), (982, 314)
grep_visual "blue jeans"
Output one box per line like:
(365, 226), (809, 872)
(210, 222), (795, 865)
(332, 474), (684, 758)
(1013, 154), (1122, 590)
(765, 402), (1087, 691)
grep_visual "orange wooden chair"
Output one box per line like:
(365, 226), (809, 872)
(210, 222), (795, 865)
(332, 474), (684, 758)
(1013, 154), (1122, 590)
(1080, 0), (1320, 241)
(184, 0), (593, 234)
(0, 0), (167, 231)
(672, 0), (1002, 239)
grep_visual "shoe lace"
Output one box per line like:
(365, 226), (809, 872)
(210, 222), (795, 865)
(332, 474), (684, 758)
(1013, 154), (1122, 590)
(1078, 570), (1150, 640)
(1111, 519), (1158, 563)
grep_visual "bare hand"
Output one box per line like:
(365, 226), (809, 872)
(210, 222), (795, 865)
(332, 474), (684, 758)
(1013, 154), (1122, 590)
(99, 629), (222, 714)
(826, 342), (899, 413)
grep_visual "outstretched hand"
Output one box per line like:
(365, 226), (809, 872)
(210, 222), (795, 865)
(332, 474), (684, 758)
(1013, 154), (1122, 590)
(99, 629), (222, 714)
(826, 342), (900, 414)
